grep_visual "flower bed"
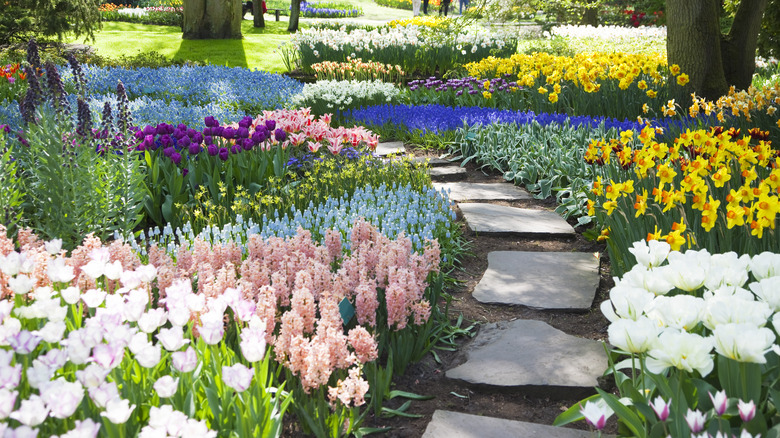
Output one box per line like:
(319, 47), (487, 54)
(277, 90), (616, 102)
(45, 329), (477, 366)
(0, 217), (444, 437)
(292, 79), (401, 115)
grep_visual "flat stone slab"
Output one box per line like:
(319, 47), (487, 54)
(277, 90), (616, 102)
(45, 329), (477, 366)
(458, 203), (575, 236)
(434, 182), (531, 202)
(412, 157), (452, 167)
(375, 141), (405, 156)
(446, 319), (607, 398)
(428, 166), (467, 182)
(473, 251), (599, 310)
(423, 410), (599, 438)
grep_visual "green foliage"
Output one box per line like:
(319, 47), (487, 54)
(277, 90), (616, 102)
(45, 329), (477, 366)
(0, 130), (25, 236)
(520, 35), (575, 57)
(100, 9), (183, 26)
(0, 0), (103, 45)
(14, 108), (145, 249)
(451, 121), (623, 219)
(757, 0), (780, 60)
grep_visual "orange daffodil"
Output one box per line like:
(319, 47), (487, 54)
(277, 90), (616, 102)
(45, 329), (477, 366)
(587, 125), (780, 252)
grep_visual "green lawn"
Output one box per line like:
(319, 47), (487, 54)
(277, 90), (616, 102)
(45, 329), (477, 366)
(70, 20), (292, 72)
(70, 0), (413, 72)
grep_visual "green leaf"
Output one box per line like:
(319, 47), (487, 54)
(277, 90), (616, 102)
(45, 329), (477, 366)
(387, 390), (434, 401)
(553, 394), (600, 426)
(596, 388), (646, 438)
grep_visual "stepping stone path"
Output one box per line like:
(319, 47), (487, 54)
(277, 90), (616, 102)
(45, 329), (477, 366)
(374, 141), (406, 156)
(433, 182), (531, 202)
(411, 146), (607, 437)
(445, 319), (607, 398)
(428, 166), (468, 182)
(423, 411), (602, 438)
(473, 251), (599, 310)
(458, 203), (575, 236)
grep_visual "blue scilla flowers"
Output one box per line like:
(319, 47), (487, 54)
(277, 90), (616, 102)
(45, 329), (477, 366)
(346, 104), (684, 135)
(132, 182), (457, 258)
(67, 65), (303, 111)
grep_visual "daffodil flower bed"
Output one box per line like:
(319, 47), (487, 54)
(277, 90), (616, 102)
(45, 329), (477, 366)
(0, 216), (443, 437)
(464, 52), (688, 120)
(586, 125), (779, 276)
(556, 240), (780, 438)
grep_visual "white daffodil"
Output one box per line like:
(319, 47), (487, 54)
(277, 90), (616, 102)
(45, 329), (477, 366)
(646, 330), (714, 376)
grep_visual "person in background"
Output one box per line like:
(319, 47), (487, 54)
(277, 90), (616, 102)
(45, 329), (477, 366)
(413, 0), (421, 16)
(459, 0), (469, 14)
(439, 0), (450, 15)
(423, 0), (429, 14)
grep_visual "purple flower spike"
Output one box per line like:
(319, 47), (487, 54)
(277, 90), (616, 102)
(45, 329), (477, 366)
(218, 147), (229, 161)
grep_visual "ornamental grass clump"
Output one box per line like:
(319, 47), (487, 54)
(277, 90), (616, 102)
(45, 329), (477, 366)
(464, 52), (688, 120)
(311, 59), (405, 83)
(586, 125), (779, 277)
(557, 241), (780, 438)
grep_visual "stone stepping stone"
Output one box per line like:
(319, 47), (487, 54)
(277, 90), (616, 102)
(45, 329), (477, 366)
(428, 166), (467, 182)
(458, 203), (574, 236)
(423, 410), (601, 438)
(412, 156), (452, 167)
(434, 182), (531, 202)
(374, 141), (405, 156)
(446, 319), (607, 399)
(473, 251), (599, 310)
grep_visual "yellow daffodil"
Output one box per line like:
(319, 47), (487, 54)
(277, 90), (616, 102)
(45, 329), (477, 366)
(677, 73), (690, 86)
(634, 189), (648, 217)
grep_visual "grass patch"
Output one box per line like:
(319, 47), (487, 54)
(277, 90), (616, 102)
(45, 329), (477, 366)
(70, 20), (291, 71)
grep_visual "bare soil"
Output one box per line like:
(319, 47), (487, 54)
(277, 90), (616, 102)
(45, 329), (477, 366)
(359, 149), (617, 437)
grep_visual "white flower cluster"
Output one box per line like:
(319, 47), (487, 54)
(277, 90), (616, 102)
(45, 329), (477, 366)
(292, 25), (514, 53)
(602, 240), (780, 377)
(292, 79), (400, 109)
(550, 24), (667, 40)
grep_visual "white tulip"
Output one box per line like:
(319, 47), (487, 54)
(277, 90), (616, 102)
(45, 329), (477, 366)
(628, 239), (670, 268)
(646, 330), (714, 376)
(750, 277), (780, 311)
(645, 295), (705, 331)
(600, 285), (654, 322)
(713, 323), (775, 363)
(703, 294), (772, 329)
(608, 316), (659, 353)
(750, 252), (780, 280)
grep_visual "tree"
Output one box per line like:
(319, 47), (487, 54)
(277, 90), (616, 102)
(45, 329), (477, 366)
(183, 0), (242, 39)
(666, 0), (768, 100)
(252, 0), (266, 28)
(288, 0), (301, 32)
(0, 0), (102, 45)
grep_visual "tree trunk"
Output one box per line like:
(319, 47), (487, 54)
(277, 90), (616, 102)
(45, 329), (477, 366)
(253, 0), (265, 27)
(667, 0), (767, 101)
(183, 0), (242, 39)
(288, 0), (300, 33)
(721, 0), (767, 90)
(580, 0), (599, 26)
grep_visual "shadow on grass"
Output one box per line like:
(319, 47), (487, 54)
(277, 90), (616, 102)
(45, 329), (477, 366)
(174, 37), (249, 67)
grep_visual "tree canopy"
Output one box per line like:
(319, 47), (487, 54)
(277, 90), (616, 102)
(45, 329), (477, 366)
(0, 0), (102, 45)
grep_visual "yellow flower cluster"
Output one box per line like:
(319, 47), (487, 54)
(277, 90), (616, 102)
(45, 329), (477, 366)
(589, 126), (779, 249)
(388, 16), (451, 29)
(686, 84), (780, 127)
(311, 58), (405, 83)
(465, 52), (674, 94)
(99, 3), (131, 11)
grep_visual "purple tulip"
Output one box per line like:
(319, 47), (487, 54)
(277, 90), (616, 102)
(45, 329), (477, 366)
(160, 135), (172, 147)
(177, 123), (187, 131)
(274, 128), (286, 142)
(213, 126), (224, 137)
(186, 128), (197, 137)
(218, 147), (229, 161)
(142, 125), (156, 136)
(237, 127), (249, 139)
(230, 145), (240, 154)
(222, 127), (235, 139)
(265, 120), (275, 131)
(179, 136), (191, 148)
(242, 139), (253, 151)
(188, 143), (201, 155)
(0, 125), (9, 134)
(193, 132), (203, 144)
(204, 116), (218, 128)
(143, 135), (155, 149)
(207, 144), (218, 156)
(203, 127), (212, 136)
(163, 147), (175, 157)
(182, 168), (189, 176)
(172, 128), (185, 140)
(238, 116), (252, 129)
(171, 152), (182, 165)
(251, 130), (266, 145)
(134, 130), (145, 140)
